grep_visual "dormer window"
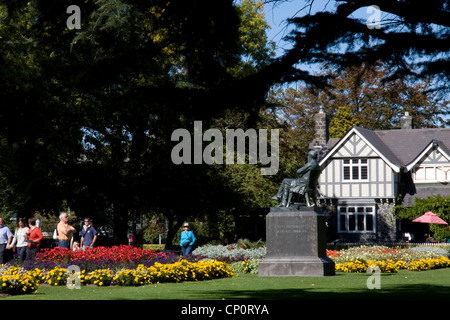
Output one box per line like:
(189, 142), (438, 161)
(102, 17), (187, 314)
(343, 159), (368, 180)
(414, 165), (450, 183)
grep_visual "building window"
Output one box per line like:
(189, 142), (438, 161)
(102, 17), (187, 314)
(343, 159), (368, 180)
(338, 206), (375, 233)
(414, 166), (450, 183)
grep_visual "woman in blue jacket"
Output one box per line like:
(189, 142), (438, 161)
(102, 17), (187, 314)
(180, 222), (196, 256)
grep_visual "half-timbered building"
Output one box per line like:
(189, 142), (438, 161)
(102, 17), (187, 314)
(311, 110), (450, 242)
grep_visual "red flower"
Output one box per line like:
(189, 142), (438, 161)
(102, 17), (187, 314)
(36, 245), (167, 264)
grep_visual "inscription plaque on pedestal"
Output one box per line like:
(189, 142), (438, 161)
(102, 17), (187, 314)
(258, 206), (335, 277)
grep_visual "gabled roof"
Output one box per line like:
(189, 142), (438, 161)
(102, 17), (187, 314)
(375, 128), (450, 168)
(405, 139), (450, 171)
(318, 127), (402, 172)
(317, 127), (450, 172)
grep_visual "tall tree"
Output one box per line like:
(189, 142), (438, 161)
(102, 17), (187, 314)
(329, 106), (359, 139)
(0, 0), (279, 245)
(322, 63), (448, 129)
(242, 0), (450, 99)
(275, 62), (449, 148)
(0, 1), (83, 217)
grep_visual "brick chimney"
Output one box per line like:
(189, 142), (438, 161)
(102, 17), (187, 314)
(400, 111), (413, 129)
(314, 106), (329, 146)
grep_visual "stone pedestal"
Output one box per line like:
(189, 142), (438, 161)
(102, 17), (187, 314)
(258, 206), (335, 277)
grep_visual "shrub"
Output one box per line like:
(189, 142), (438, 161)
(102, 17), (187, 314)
(143, 223), (165, 244)
(192, 244), (266, 260)
(409, 246), (449, 258)
(141, 244), (166, 251)
(231, 259), (261, 274)
(236, 238), (265, 249)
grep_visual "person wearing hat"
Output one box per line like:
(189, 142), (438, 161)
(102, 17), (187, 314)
(180, 222), (196, 256)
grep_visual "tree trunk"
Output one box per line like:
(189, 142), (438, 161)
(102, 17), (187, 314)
(164, 216), (183, 250)
(112, 205), (129, 245)
(109, 123), (129, 245)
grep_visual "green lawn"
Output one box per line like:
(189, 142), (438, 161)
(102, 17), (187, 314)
(3, 268), (450, 301)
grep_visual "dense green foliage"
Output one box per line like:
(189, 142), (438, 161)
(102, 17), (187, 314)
(0, 0), (278, 245)
(393, 195), (450, 241)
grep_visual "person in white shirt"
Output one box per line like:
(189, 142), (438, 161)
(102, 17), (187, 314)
(9, 218), (29, 263)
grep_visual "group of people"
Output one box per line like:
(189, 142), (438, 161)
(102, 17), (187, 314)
(2, 213), (198, 264)
(0, 216), (43, 264)
(0, 212), (98, 265)
(55, 212), (98, 251)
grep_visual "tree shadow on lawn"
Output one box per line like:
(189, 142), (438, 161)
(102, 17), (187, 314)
(176, 283), (450, 301)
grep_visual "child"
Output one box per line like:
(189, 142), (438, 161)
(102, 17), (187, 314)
(72, 241), (80, 251)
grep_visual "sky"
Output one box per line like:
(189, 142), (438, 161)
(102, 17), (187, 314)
(262, 1), (347, 78)
(264, 0), (339, 56)
(263, 0), (381, 56)
(260, 1), (347, 85)
(264, 1), (298, 55)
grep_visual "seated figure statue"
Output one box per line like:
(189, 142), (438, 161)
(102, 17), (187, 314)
(271, 150), (320, 207)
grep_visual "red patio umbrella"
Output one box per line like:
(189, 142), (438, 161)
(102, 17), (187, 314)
(412, 211), (448, 240)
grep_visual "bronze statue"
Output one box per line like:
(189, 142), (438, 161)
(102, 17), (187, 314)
(271, 150), (321, 207)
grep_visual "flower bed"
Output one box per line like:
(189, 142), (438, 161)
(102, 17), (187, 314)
(58, 260), (233, 286)
(0, 245), (235, 295)
(327, 245), (449, 264)
(193, 244), (450, 274)
(4, 244), (450, 295)
(21, 245), (180, 273)
(0, 265), (41, 295)
(114, 260), (235, 285)
(35, 245), (169, 264)
(328, 246), (450, 273)
(335, 257), (450, 273)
